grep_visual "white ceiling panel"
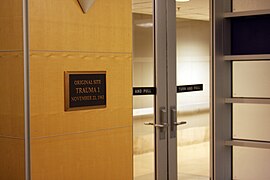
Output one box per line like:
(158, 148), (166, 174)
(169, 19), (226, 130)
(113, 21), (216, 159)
(132, 0), (209, 21)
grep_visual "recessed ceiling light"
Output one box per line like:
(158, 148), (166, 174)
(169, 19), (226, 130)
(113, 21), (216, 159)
(135, 19), (153, 28)
(136, 22), (153, 28)
(176, 0), (190, 2)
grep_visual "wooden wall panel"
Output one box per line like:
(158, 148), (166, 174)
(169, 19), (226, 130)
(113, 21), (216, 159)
(29, 0), (133, 178)
(30, 52), (132, 138)
(0, 52), (24, 138)
(29, 0), (132, 53)
(31, 127), (132, 180)
(0, 0), (25, 178)
(0, 137), (25, 180)
(0, 0), (23, 50)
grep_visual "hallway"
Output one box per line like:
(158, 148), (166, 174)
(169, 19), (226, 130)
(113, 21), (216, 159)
(134, 112), (210, 180)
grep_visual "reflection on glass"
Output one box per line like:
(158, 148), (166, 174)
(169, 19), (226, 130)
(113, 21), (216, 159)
(233, 147), (270, 179)
(232, 0), (270, 12)
(233, 104), (270, 141)
(176, 7), (210, 180)
(132, 1), (154, 179)
(133, 96), (154, 180)
(233, 61), (270, 98)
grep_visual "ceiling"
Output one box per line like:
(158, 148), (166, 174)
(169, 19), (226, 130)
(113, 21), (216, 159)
(132, 0), (209, 21)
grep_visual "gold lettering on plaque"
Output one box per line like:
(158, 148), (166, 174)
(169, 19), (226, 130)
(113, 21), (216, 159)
(65, 71), (106, 111)
(74, 79), (101, 86)
(75, 87), (100, 94)
(71, 78), (103, 103)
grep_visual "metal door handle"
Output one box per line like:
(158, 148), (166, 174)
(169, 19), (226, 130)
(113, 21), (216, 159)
(170, 107), (187, 138)
(144, 122), (168, 128)
(171, 108), (187, 126)
(174, 121), (187, 126)
(144, 107), (167, 140)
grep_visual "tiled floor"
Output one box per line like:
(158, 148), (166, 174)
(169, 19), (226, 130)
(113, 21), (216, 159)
(133, 112), (210, 180)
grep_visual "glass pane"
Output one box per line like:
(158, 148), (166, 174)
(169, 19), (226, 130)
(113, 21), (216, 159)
(176, 0), (210, 179)
(231, 15), (270, 55)
(233, 104), (270, 141)
(233, 0), (270, 12)
(133, 97), (154, 180)
(233, 61), (270, 98)
(233, 147), (270, 179)
(132, 1), (154, 179)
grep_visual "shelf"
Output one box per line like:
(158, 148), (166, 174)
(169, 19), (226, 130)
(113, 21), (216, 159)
(225, 98), (270, 104)
(224, 9), (270, 18)
(224, 54), (270, 61)
(225, 140), (270, 149)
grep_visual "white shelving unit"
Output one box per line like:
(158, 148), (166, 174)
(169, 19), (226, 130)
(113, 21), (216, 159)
(224, 54), (270, 61)
(213, 1), (270, 179)
(225, 140), (270, 149)
(224, 9), (270, 18)
(225, 98), (270, 104)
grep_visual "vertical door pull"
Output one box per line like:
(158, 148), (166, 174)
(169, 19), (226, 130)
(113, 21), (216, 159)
(171, 108), (187, 126)
(144, 108), (167, 140)
(170, 107), (187, 138)
(144, 108), (168, 128)
(170, 108), (177, 138)
(159, 107), (167, 139)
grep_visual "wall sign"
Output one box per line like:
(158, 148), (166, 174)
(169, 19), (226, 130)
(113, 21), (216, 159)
(64, 71), (106, 111)
(133, 87), (156, 95)
(132, 85), (203, 95)
(177, 84), (203, 93)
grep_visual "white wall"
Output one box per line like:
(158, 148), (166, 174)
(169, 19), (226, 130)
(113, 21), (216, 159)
(176, 19), (210, 113)
(133, 14), (154, 110)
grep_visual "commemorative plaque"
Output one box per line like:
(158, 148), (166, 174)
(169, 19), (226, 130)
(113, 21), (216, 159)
(64, 71), (106, 111)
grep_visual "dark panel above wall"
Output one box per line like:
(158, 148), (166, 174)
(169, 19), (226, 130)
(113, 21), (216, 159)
(231, 14), (270, 55)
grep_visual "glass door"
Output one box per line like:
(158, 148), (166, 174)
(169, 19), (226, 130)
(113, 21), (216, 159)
(168, 0), (211, 179)
(132, 1), (155, 179)
(133, 0), (168, 179)
(133, 0), (211, 180)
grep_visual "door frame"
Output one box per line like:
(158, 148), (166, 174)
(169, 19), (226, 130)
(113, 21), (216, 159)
(154, 0), (178, 179)
(166, 0), (177, 179)
(154, 0), (169, 179)
(138, 0), (213, 179)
